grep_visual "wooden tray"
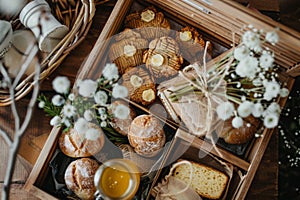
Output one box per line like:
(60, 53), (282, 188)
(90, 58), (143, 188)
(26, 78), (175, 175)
(24, 0), (300, 199)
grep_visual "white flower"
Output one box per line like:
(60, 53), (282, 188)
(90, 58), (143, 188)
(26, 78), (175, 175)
(112, 84), (128, 99)
(263, 81), (280, 101)
(74, 118), (89, 133)
(237, 101), (253, 118)
(252, 103), (264, 117)
(235, 56), (258, 78)
(264, 113), (279, 128)
(266, 102), (281, 115)
(216, 101), (235, 120)
(100, 121), (107, 127)
(265, 31), (279, 45)
(84, 110), (94, 121)
(259, 53), (274, 69)
(98, 107), (106, 114)
(102, 63), (119, 81)
(86, 128), (101, 140)
(52, 76), (70, 94)
(78, 79), (98, 98)
(50, 116), (61, 126)
(234, 45), (250, 61)
(68, 93), (75, 101)
(100, 114), (107, 121)
(113, 104), (130, 120)
(94, 90), (108, 105)
(280, 88), (289, 97)
(38, 101), (45, 108)
(52, 95), (65, 106)
(232, 116), (243, 128)
(63, 104), (76, 118)
(242, 30), (260, 49)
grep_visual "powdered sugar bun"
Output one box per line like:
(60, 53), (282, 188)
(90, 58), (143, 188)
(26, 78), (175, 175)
(59, 122), (105, 158)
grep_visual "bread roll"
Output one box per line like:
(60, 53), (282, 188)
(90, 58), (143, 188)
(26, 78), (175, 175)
(64, 158), (99, 200)
(59, 122), (105, 157)
(218, 115), (261, 144)
(173, 159), (228, 199)
(128, 114), (165, 157)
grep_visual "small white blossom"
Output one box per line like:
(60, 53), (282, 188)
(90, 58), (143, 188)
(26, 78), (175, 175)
(52, 95), (65, 106)
(259, 53), (274, 69)
(52, 76), (70, 94)
(232, 116), (243, 128)
(242, 30), (261, 49)
(112, 84), (128, 99)
(68, 93), (75, 101)
(113, 104), (130, 120)
(38, 101), (45, 108)
(100, 114), (107, 121)
(94, 90), (108, 105)
(264, 113), (279, 128)
(78, 79), (98, 98)
(263, 81), (280, 101)
(50, 116), (61, 126)
(98, 107), (106, 114)
(237, 101), (253, 118)
(74, 118), (89, 133)
(233, 45), (250, 61)
(266, 102), (281, 115)
(216, 101), (235, 120)
(100, 121), (107, 127)
(235, 56), (258, 78)
(84, 110), (94, 122)
(63, 104), (76, 118)
(280, 88), (289, 97)
(265, 31), (279, 45)
(252, 103), (264, 117)
(102, 63), (119, 81)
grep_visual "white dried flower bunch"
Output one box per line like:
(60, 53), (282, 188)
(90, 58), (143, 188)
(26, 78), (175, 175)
(38, 63), (130, 135)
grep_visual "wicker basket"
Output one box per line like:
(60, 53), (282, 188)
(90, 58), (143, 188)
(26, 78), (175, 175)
(0, 0), (109, 106)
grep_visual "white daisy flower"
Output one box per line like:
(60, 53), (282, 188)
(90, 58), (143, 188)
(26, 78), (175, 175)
(52, 76), (70, 94)
(74, 118), (89, 134)
(100, 114), (107, 121)
(235, 56), (258, 78)
(264, 113), (279, 128)
(265, 31), (279, 45)
(113, 104), (130, 120)
(102, 63), (119, 81)
(233, 45), (250, 61)
(216, 101), (235, 120)
(84, 110), (94, 122)
(78, 79), (98, 98)
(232, 116), (243, 128)
(259, 53), (274, 69)
(100, 121), (107, 127)
(252, 103), (264, 117)
(86, 128), (101, 141)
(98, 107), (106, 114)
(50, 116), (61, 126)
(38, 101), (45, 109)
(237, 101), (253, 118)
(94, 90), (108, 105)
(68, 93), (75, 101)
(266, 102), (281, 115)
(263, 81), (280, 101)
(112, 84), (128, 99)
(63, 104), (76, 118)
(51, 95), (65, 106)
(242, 30), (261, 49)
(280, 88), (289, 97)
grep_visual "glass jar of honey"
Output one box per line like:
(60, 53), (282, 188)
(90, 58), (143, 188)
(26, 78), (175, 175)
(94, 159), (140, 200)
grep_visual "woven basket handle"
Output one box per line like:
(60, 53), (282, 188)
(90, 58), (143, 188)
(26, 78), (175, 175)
(82, 0), (96, 21)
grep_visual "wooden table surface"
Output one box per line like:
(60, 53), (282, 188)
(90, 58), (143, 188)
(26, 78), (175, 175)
(0, 1), (278, 199)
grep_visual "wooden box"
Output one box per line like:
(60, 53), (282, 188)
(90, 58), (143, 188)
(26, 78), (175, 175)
(24, 0), (300, 199)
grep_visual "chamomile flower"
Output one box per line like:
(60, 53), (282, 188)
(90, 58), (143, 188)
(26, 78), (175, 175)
(265, 31), (279, 45)
(242, 30), (260, 49)
(63, 104), (76, 118)
(234, 45), (250, 61)
(78, 79), (98, 98)
(113, 104), (130, 120)
(102, 63), (119, 81)
(94, 90), (108, 105)
(52, 76), (70, 94)
(112, 84), (128, 99)
(280, 88), (289, 97)
(216, 101), (235, 120)
(52, 95), (65, 106)
(252, 103), (264, 117)
(264, 113), (279, 128)
(263, 81), (280, 101)
(259, 53), (274, 69)
(235, 56), (258, 78)
(237, 101), (253, 118)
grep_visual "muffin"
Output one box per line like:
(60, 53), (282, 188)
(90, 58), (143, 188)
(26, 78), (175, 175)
(121, 67), (156, 106)
(176, 26), (213, 63)
(64, 158), (99, 200)
(124, 6), (170, 40)
(107, 100), (136, 136)
(109, 28), (148, 74)
(128, 115), (166, 157)
(59, 122), (105, 157)
(143, 36), (183, 80)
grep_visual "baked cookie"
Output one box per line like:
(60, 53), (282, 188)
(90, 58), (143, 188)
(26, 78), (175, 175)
(128, 114), (166, 157)
(121, 67), (156, 106)
(143, 36), (183, 80)
(109, 28), (148, 74)
(176, 26), (212, 63)
(125, 6), (170, 40)
(59, 122), (105, 157)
